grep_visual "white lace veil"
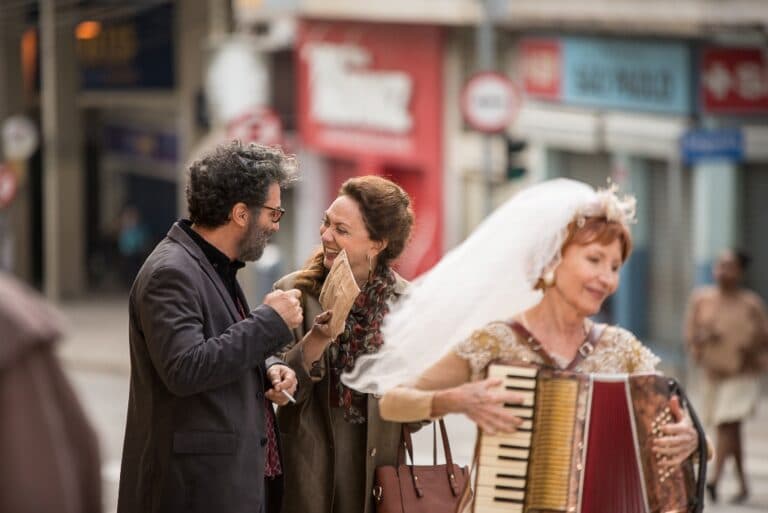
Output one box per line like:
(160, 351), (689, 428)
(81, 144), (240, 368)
(342, 178), (635, 395)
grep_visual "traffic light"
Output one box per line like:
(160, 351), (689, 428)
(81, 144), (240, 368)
(505, 137), (527, 180)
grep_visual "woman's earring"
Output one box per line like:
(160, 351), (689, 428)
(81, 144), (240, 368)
(366, 254), (374, 282)
(542, 270), (556, 288)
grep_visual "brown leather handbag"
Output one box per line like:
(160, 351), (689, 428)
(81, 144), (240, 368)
(372, 419), (470, 513)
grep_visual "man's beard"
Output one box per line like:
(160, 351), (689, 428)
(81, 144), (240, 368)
(238, 219), (271, 262)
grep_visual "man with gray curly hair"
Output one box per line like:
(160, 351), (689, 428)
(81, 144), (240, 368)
(118, 141), (303, 513)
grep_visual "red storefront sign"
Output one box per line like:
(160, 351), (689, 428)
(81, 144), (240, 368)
(0, 164), (18, 210)
(296, 20), (444, 278)
(297, 21), (442, 163)
(520, 39), (562, 100)
(702, 47), (768, 113)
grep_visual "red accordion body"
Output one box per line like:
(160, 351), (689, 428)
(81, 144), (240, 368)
(473, 364), (697, 513)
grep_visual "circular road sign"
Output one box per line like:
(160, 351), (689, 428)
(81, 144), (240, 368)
(461, 72), (521, 133)
(1, 116), (39, 161)
(227, 107), (283, 147)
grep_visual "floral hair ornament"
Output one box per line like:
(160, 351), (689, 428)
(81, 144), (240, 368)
(535, 181), (637, 291)
(575, 181), (637, 228)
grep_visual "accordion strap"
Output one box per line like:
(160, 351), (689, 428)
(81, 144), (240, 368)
(507, 320), (603, 371)
(668, 379), (708, 513)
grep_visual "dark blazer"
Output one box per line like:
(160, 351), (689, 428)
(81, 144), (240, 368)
(117, 222), (294, 513)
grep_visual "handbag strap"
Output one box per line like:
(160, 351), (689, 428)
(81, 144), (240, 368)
(438, 418), (463, 496)
(433, 421), (438, 465)
(401, 424), (416, 465)
(401, 425), (423, 497)
(400, 419), (463, 497)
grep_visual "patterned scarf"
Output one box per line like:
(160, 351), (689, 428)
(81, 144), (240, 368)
(328, 265), (397, 423)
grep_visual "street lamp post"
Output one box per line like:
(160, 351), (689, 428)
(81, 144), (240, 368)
(476, 0), (497, 216)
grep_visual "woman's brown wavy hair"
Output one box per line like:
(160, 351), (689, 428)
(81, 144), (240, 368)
(293, 176), (414, 297)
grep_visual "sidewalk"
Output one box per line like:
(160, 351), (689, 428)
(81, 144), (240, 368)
(703, 398), (768, 512)
(57, 296), (131, 513)
(57, 295), (131, 375)
(56, 297), (768, 513)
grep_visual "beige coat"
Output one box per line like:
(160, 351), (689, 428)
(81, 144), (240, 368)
(275, 271), (408, 513)
(684, 286), (768, 377)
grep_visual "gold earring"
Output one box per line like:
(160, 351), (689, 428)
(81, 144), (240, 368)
(367, 254), (374, 282)
(543, 270), (556, 288)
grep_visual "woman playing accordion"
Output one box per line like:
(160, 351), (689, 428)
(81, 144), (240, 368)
(341, 179), (711, 513)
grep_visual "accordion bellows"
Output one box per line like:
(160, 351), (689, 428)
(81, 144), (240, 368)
(474, 364), (697, 513)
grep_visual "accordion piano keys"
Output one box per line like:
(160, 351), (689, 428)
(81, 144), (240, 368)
(475, 366), (537, 513)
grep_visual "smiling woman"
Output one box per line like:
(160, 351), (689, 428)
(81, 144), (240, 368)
(320, 195), (382, 285)
(271, 176), (416, 513)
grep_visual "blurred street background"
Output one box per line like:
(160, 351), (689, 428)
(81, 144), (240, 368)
(1, 0), (768, 512)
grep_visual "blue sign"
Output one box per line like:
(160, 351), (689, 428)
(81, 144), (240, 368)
(562, 37), (692, 114)
(78, 4), (174, 90)
(681, 128), (744, 165)
(104, 125), (178, 164)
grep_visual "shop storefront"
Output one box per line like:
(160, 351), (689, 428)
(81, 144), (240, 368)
(77, 3), (179, 290)
(514, 35), (696, 348)
(698, 46), (768, 299)
(86, 114), (179, 288)
(296, 19), (444, 278)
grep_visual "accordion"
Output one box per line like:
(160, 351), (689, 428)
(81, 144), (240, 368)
(473, 363), (706, 513)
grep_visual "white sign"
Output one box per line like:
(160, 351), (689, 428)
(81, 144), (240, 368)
(1, 116), (38, 161)
(227, 107), (283, 147)
(303, 42), (413, 133)
(461, 72), (521, 133)
(703, 61), (768, 101)
(205, 39), (269, 125)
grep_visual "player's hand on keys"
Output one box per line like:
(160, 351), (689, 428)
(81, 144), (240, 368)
(458, 378), (525, 435)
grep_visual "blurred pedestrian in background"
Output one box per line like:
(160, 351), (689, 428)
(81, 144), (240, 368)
(274, 176), (415, 513)
(0, 272), (102, 513)
(684, 248), (768, 503)
(117, 205), (150, 286)
(117, 141), (303, 513)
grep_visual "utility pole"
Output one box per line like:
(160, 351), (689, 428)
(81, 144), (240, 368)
(476, 0), (497, 216)
(40, 0), (85, 299)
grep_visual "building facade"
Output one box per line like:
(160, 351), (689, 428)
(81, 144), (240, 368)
(234, 0), (768, 361)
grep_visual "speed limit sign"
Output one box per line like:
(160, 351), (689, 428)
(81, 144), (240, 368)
(461, 72), (522, 133)
(0, 164), (18, 210)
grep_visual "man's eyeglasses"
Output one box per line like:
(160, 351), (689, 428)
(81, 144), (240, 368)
(262, 205), (286, 222)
